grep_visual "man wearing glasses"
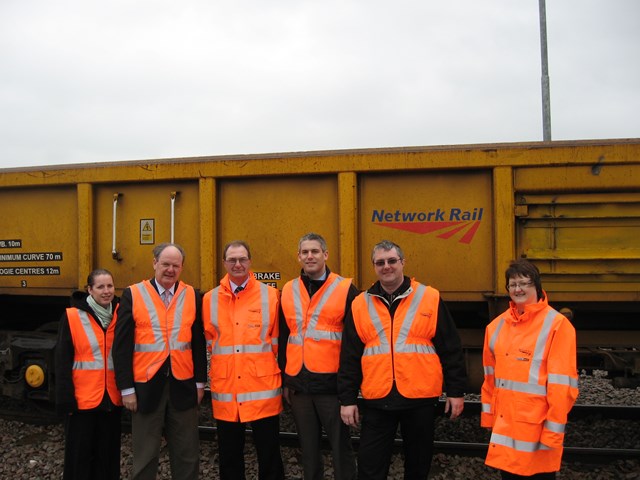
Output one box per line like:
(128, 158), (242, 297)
(338, 240), (467, 480)
(203, 240), (284, 480)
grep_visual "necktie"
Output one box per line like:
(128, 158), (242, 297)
(234, 285), (244, 294)
(162, 290), (172, 307)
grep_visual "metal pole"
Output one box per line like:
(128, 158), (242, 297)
(539, 0), (552, 141)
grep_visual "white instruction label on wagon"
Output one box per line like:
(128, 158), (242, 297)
(140, 219), (155, 245)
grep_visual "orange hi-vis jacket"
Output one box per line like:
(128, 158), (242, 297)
(203, 273), (282, 423)
(481, 293), (579, 476)
(281, 272), (352, 376)
(351, 279), (443, 399)
(67, 307), (122, 409)
(129, 280), (197, 383)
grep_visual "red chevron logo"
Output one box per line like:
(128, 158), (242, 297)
(373, 220), (482, 244)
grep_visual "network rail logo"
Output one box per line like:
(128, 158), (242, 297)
(371, 207), (484, 244)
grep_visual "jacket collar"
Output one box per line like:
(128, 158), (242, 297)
(367, 276), (412, 306)
(507, 290), (549, 323)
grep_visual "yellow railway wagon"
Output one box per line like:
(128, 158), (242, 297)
(1, 138), (639, 400)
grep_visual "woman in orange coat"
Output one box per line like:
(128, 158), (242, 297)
(481, 260), (579, 479)
(55, 269), (122, 480)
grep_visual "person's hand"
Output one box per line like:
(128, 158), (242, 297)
(283, 387), (291, 405)
(340, 404), (360, 427)
(445, 396), (464, 419)
(122, 392), (138, 413)
(197, 387), (205, 405)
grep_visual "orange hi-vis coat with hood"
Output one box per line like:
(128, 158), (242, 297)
(203, 273), (282, 423)
(351, 279), (443, 399)
(281, 272), (352, 375)
(129, 280), (197, 383)
(67, 308), (122, 409)
(481, 292), (579, 476)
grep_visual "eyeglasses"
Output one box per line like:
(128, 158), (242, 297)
(224, 257), (250, 265)
(373, 257), (402, 267)
(507, 281), (534, 291)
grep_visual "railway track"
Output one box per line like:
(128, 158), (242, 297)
(194, 401), (640, 464)
(3, 399), (637, 424)
(461, 400), (640, 420)
(194, 427), (640, 464)
(2, 400), (637, 464)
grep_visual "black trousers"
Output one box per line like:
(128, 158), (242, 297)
(63, 409), (122, 480)
(216, 414), (284, 480)
(289, 392), (356, 480)
(357, 403), (436, 480)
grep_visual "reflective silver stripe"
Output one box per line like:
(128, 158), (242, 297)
(291, 279), (304, 344)
(484, 366), (494, 375)
(488, 318), (504, 356)
(495, 377), (547, 396)
(135, 343), (165, 353)
(362, 293), (391, 357)
(209, 282), (274, 356)
(529, 310), (557, 385)
(209, 286), (223, 353)
(544, 419), (565, 433)
(212, 392), (233, 402)
(395, 284), (432, 354)
(169, 288), (191, 352)
(490, 432), (551, 452)
(237, 388), (282, 403)
(72, 310), (105, 371)
(304, 330), (342, 341)
(493, 308), (567, 397)
(401, 344), (437, 354)
(134, 282), (164, 349)
(362, 285), (437, 358)
(285, 277), (340, 346)
(172, 341), (192, 351)
(133, 282), (192, 354)
(548, 373), (579, 388)
(259, 282), (271, 341)
(482, 403), (491, 413)
(364, 345), (389, 356)
(303, 275), (345, 341)
(229, 344), (273, 354)
(210, 286), (220, 327)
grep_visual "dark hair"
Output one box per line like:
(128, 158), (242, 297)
(87, 268), (113, 288)
(505, 259), (543, 299)
(371, 240), (404, 262)
(153, 243), (186, 263)
(298, 233), (327, 252)
(223, 240), (252, 260)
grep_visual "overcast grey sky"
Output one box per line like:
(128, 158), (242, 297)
(1, 0), (638, 168)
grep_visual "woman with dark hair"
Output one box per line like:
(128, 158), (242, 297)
(55, 269), (122, 480)
(481, 259), (579, 479)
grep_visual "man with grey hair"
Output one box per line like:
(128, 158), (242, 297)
(338, 240), (467, 480)
(114, 242), (207, 480)
(279, 233), (357, 480)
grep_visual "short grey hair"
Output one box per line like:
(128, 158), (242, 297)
(371, 240), (404, 262)
(153, 243), (186, 263)
(298, 233), (327, 252)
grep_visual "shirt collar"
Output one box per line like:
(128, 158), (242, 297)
(157, 283), (175, 296)
(229, 278), (249, 292)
